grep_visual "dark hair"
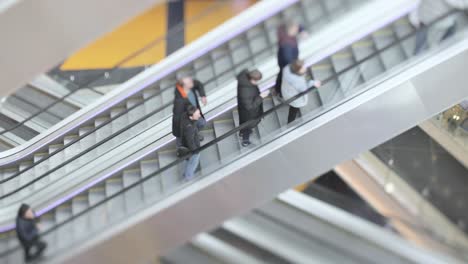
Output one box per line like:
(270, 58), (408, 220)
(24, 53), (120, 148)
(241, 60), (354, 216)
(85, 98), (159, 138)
(186, 105), (198, 117)
(290, 59), (305, 75)
(17, 203), (30, 219)
(248, 69), (262, 81)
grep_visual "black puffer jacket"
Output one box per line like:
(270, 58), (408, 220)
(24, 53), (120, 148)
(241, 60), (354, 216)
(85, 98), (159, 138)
(237, 70), (263, 128)
(16, 216), (38, 248)
(180, 113), (200, 152)
(172, 80), (206, 137)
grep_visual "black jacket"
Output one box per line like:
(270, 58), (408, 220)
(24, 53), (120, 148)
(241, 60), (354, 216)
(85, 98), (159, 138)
(237, 70), (263, 128)
(16, 217), (39, 247)
(172, 80), (206, 137)
(180, 113), (200, 152)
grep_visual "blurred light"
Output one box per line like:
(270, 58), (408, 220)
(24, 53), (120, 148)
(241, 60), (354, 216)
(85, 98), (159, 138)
(385, 182), (394, 193)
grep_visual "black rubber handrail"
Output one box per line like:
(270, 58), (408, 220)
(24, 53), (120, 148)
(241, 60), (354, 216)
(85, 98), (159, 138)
(32, 8), (460, 236)
(0, 1), (338, 190)
(0, 0), (225, 139)
(0, 1), (279, 183)
(0, 26), (278, 191)
(0, 8), (462, 259)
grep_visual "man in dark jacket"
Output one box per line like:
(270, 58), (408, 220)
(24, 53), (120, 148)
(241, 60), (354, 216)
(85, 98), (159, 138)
(275, 21), (306, 97)
(180, 105), (202, 180)
(172, 76), (207, 146)
(237, 69), (269, 147)
(16, 204), (47, 262)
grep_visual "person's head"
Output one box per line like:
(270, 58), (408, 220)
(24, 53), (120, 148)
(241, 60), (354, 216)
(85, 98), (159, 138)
(187, 105), (201, 121)
(247, 69), (262, 85)
(17, 204), (34, 220)
(290, 59), (306, 75)
(177, 76), (194, 91)
(286, 20), (300, 36)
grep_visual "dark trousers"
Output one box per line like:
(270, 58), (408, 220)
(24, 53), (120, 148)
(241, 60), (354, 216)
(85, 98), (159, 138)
(24, 239), (47, 262)
(275, 68), (284, 97)
(287, 106), (301, 124)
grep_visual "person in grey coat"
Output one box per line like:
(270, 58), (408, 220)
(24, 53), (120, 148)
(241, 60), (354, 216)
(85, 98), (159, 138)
(281, 59), (321, 124)
(411, 0), (468, 54)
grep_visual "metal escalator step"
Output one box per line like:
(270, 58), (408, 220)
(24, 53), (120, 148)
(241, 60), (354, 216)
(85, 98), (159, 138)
(126, 97), (148, 129)
(194, 57), (215, 84)
(158, 148), (182, 193)
(214, 118), (240, 160)
(143, 86), (166, 128)
(78, 126), (97, 151)
(63, 134), (81, 173)
(47, 143), (66, 182)
(55, 204), (72, 223)
(122, 168), (143, 213)
(18, 161), (34, 197)
(71, 195), (89, 215)
(212, 48), (234, 77)
(199, 129), (220, 173)
(393, 18), (413, 38)
(230, 40), (251, 65)
(160, 79), (174, 101)
(351, 40), (385, 82)
(330, 49), (362, 98)
(94, 116), (112, 148)
(378, 44), (407, 71)
(248, 33), (269, 55)
(257, 97), (281, 138)
(2, 169), (18, 204)
(217, 70), (236, 87)
(399, 35), (417, 59)
(87, 185), (108, 231)
(54, 203), (74, 251)
(140, 157), (162, 201)
(33, 152), (50, 190)
(71, 194), (90, 241)
(105, 176), (125, 220)
(372, 29), (406, 69)
(110, 106), (129, 134)
(271, 96), (290, 128)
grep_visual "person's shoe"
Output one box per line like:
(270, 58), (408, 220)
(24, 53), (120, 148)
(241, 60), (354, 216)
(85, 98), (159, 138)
(198, 134), (204, 142)
(241, 139), (251, 147)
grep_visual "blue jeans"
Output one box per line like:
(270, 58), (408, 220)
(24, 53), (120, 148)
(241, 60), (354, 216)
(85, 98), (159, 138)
(184, 153), (200, 180)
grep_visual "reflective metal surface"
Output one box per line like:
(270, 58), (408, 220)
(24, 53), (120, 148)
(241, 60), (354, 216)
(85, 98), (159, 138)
(58, 30), (468, 264)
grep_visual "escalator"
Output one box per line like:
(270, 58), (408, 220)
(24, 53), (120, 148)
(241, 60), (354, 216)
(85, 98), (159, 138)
(2, 5), (468, 263)
(0, 0), (273, 152)
(162, 190), (463, 264)
(0, 0), (368, 215)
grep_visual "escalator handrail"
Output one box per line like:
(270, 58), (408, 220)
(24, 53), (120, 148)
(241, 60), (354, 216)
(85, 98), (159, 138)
(0, 2), (341, 190)
(0, 1), (232, 139)
(1, 7), (460, 259)
(0, 31), (273, 189)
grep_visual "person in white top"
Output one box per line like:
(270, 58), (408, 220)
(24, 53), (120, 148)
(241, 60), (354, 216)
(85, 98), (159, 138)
(410, 0), (468, 54)
(281, 59), (321, 124)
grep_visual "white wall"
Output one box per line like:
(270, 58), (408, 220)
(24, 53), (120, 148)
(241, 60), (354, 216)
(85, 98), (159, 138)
(0, 0), (164, 97)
